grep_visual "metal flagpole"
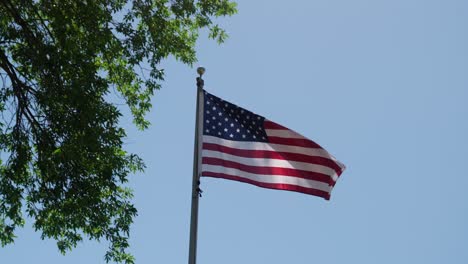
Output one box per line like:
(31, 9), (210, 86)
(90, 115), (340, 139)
(188, 67), (205, 264)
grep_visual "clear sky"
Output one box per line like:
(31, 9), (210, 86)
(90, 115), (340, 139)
(2, 0), (468, 263)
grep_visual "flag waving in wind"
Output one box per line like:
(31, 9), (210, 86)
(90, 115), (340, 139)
(200, 90), (345, 200)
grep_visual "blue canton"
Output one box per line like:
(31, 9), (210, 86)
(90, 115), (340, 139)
(203, 90), (268, 142)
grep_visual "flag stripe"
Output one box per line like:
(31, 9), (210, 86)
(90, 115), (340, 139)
(202, 149), (338, 179)
(202, 171), (331, 200)
(203, 136), (340, 165)
(267, 136), (322, 149)
(201, 164), (332, 192)
(202, 142), (343, 175)
(202, 157), (337, 185)
(263, 120), (288, 130)
(265, 129), (307, 139)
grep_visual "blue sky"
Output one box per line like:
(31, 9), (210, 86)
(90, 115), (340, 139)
(2, 0), (468, 263)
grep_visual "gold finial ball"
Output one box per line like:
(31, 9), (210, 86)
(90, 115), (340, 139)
(197, 67), (206, 77)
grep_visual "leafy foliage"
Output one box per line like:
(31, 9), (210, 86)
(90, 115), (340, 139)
(0, 0), (236, 262)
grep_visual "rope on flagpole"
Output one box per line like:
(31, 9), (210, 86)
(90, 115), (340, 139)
(188, 67), (205, 264)
(195, 67), (204, 198)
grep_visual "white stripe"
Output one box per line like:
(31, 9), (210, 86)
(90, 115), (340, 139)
(265, 129), (307, 139)
(202, 164), (333, 193)
(202, 149), (338, 180)
(203, 135), (345, 171)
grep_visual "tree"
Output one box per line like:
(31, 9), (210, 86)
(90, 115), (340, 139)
(0, 0), (236, 262)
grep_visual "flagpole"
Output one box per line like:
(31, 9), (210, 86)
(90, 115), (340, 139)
(188, 67), (205, 264)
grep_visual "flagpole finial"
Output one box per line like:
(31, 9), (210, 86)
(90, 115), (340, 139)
(196, 67), (205, 89)
(197, 67), (205, 78)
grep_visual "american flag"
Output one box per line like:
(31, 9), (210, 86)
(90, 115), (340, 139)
(200, 90), (345, 200)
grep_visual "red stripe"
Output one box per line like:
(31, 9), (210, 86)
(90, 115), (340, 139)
(263, 120), (288, 130)
(202, 157), (337, 186)
(267, 136), (322, 149)
(203, 143), (343, 175)
(202, 171), (331, 200)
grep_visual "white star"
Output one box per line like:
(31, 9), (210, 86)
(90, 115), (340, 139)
(212, 126), (216, 129)
(246, 115), (250, 119)
(206, 110), (210, 114)
(218, 132), (222, 136)
(230, 123), (234, 127)
(224, 128), (228, 132)
(236, 128), (240, 133)
(225, 118), (228, 122)
(207, 101), (210, 105)
(212, 106), (216, 110)
(218, 122), (222, 126)
(257, 116), (261, 120)
(262, 136), (266, 140)
(253, 135), (256, 139)
(206, 120), (210, 124)
(225, 103), (228, 107)
(242, 134), (246, 138)
(229, 134), (234, 138)
(206, 129), (210, 133)
(218, 112), (222, 116)
(212, 116), (216, 120)
(241, 110), (244, 114)
(252, 121), (256, 125)
(247, 129), (250, 133)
